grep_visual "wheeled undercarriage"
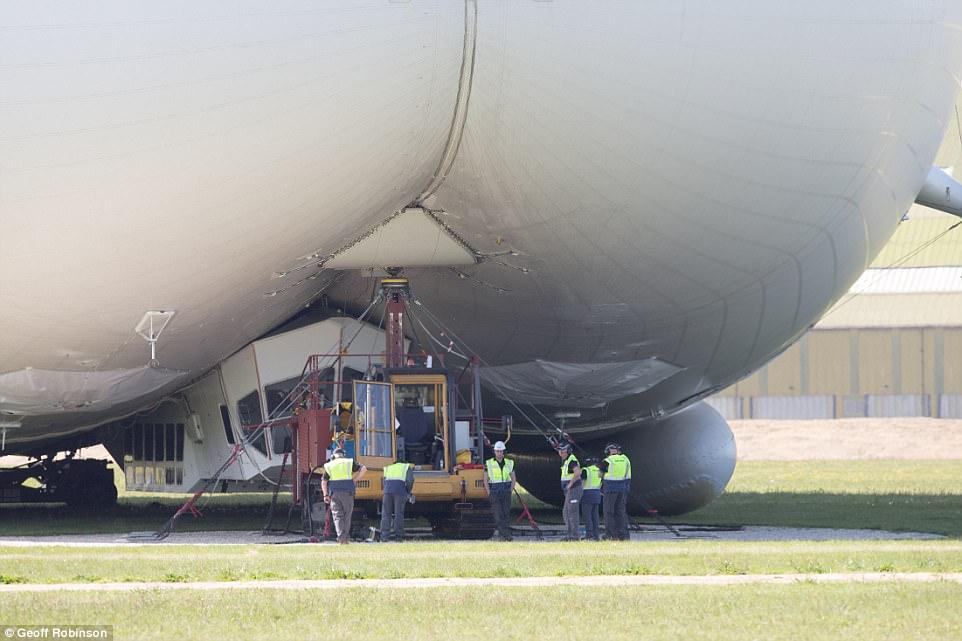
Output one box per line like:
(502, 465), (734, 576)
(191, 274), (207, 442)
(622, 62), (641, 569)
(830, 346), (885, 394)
(0, 454), (117, 507)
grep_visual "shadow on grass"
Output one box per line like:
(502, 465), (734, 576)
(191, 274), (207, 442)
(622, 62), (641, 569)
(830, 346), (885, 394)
(675, 491), (962, 538)
(1, 491), (959, 538)
(0, 494), (289, 536)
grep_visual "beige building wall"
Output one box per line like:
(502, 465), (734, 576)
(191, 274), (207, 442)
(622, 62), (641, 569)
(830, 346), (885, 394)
(809, 332), (850, 396)
(945, 332), (962, 390)
(857, 330), (893, 395)
(714, 327), (962, 419)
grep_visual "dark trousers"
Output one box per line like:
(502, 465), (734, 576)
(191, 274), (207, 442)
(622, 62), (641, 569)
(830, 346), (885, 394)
(562, 484), (583, 540)
(581, 500), (601, 540)
(603, 491), (629, 540)
(329, 491), (355, 544)
(380, 493), (407, 541)
(490, 491), (512, 540)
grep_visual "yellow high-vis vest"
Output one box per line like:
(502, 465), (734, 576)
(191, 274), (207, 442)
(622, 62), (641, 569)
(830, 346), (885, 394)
(603, 454), (631, 481)
(583, 464), (602, 490)
(324, 457), (354, 480)
(485, 458), (514, 484)
(560, 453), (580, 481)
(383, 462), (412, 481)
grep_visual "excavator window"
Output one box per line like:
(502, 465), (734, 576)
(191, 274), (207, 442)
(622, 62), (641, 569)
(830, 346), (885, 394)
(393, 378), (447, 469)
(353, 381), (394, 461)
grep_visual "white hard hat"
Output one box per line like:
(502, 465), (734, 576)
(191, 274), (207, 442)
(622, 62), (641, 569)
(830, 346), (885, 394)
(493, 441), (506, 451)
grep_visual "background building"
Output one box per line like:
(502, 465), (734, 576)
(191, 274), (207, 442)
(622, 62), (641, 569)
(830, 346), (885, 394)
(709, 100), (962, 420)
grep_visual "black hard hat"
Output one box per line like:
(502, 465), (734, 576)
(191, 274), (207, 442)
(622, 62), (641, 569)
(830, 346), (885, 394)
(604, 442), (621, 453)
(557, 442), (573, 452)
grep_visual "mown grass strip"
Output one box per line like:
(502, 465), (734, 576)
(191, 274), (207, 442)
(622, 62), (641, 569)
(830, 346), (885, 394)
(0, 540), (961, 584)
(3, 583), (961, 641)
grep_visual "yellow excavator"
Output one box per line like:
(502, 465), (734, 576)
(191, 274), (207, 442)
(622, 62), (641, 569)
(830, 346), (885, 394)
(297, 277), (494, 539)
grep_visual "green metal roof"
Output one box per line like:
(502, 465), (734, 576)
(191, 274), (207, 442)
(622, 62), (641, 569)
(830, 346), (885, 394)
(870, 93), (962, 269)
(817, 291), (962, 328)
(870, 216), (962, 268)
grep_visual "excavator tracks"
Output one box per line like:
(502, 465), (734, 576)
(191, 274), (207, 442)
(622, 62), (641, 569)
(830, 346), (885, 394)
(430, 502), (496, 540)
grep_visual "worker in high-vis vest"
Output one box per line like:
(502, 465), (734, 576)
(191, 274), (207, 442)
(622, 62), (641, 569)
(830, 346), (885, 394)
(321, 448), (367, 544)
(380, 460), (415, 542)
(580, 458), (603, 541)
(557, 442), (582, 541)
(483, 440), (516, 541)
(601, 442), (632, 540)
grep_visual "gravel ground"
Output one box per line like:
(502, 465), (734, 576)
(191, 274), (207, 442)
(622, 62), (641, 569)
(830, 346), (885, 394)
(731, 417), (962, 460)
(0, 524), (944, 547)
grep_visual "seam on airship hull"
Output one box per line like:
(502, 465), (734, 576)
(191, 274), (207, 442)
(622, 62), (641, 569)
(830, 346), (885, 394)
(315, 1), (480, 267)
(414, 0), (478, 203)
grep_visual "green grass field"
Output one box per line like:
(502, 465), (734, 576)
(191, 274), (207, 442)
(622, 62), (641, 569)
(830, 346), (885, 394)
(0, 458), (960, 586)
(2, 458), (961, 641)
(1, 540), (961, 584)
(3, 584), (961, 641)
(676, 460), (962, 537)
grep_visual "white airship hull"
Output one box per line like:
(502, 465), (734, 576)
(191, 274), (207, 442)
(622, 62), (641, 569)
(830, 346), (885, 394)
(2, 1), (962, 453)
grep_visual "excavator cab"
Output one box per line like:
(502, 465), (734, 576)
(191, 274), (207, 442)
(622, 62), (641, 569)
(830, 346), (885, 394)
(350, 372), (451, 470)
(390, 372), (449, 468)
(344, 368), (493, 539)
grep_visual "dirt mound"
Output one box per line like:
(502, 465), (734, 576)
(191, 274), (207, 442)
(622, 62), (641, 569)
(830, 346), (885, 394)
(731, 418), (962, 460)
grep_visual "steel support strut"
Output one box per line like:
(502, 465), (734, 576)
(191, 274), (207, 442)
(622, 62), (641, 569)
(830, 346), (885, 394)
(381, 277), (410, 369)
